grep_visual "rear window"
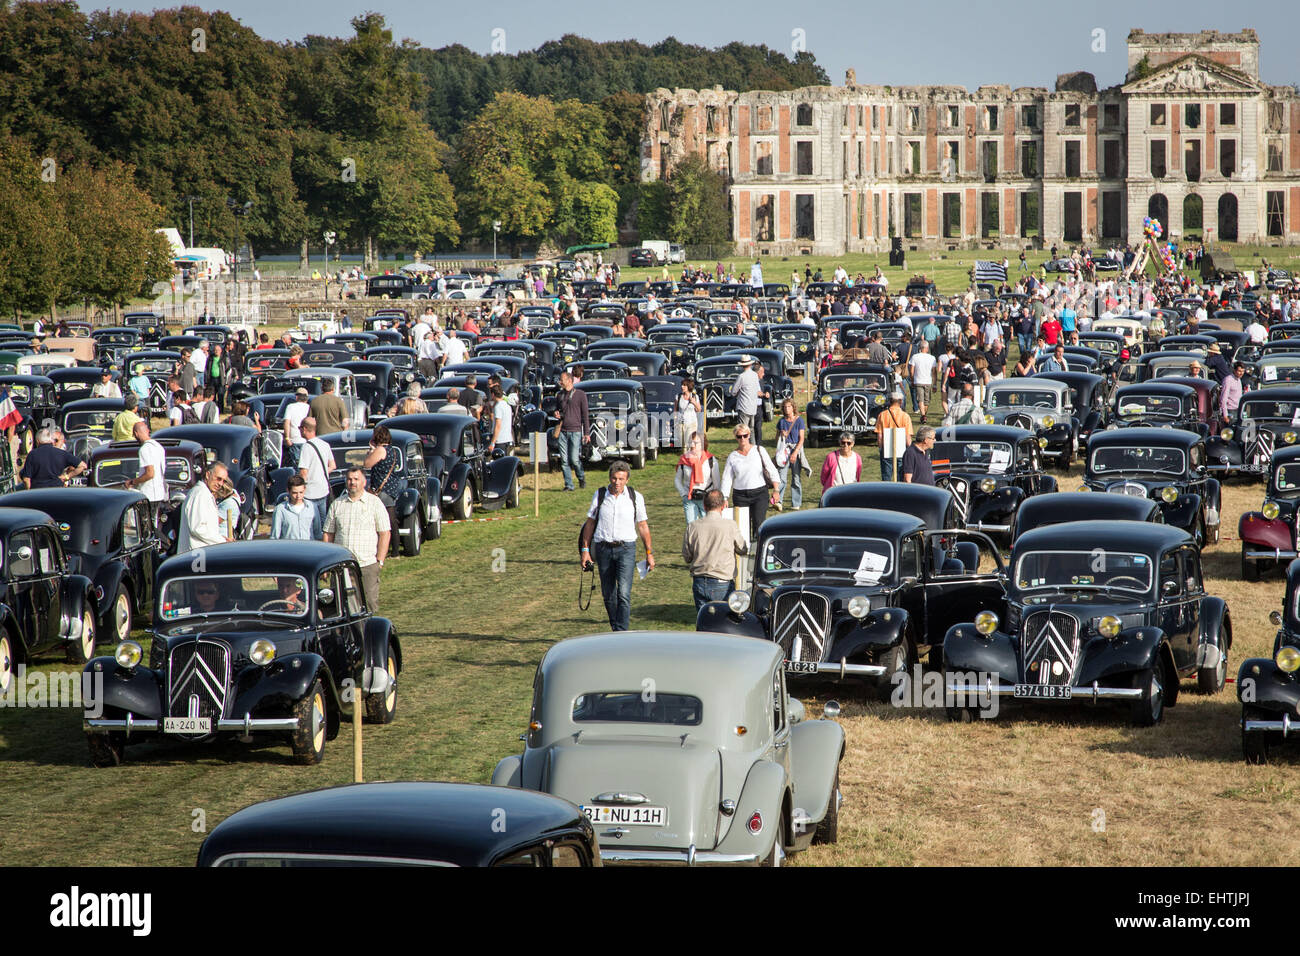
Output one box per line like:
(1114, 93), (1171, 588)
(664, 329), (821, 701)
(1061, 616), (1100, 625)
(573, 692), (702, 726)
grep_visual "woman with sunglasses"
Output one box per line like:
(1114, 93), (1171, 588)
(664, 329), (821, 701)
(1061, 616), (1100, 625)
(674, 433), (719, 525)
(820, 432), (862, 491)
(720, 424), (781, 542)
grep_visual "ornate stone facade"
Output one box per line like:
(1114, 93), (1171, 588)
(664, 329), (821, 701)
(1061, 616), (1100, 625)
(642, 30), (1300, 253)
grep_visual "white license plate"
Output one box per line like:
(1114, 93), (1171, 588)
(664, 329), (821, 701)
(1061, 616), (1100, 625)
(1013, 684), (1072, 700)
(163, 717), (211, 733)
(785, 660), (819, 674)
(582, 805), (668, 827)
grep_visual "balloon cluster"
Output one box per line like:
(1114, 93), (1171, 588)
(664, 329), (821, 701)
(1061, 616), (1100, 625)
(1143, 216), (1163, 240)
(1161, 241), (1177, 271)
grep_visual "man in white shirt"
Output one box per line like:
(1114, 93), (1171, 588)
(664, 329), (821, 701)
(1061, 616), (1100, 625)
(441, 333), (468, 368)
(177, 461), (228, 553)
(909, 340), (937, 418)
(191, 341), (209, 386)
(730, 356), (761, 436)
(283, 389), (311, 464)
(418, 331), (442, 377)
(578, 461), (654, 631)
(124, 421), (168, 521)
(298, 416), (336, 529)
(91, 370), (122, 398)
(1246, 316), (1268, 344)
(411, 316), (431, 347)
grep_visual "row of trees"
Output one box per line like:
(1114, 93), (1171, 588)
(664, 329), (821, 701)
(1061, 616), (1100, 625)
(0, 3), (826, 310)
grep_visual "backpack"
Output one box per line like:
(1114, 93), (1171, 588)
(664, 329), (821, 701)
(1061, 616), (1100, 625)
(180, 403), (200, 425)
(578, 485), (641, 557)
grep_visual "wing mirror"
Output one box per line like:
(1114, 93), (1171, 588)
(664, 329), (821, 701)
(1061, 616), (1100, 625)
(1161, 579), (1180, 598)
(318, 587), (335, 605)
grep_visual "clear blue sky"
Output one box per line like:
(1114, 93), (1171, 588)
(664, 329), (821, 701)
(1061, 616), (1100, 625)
(141, 1), (1295, 90)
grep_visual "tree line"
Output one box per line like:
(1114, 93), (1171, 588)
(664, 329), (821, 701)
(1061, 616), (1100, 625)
(0, 3), (826, 311)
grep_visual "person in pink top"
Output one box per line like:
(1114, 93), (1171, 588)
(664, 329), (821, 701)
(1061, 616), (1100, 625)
(820, 432), (863, 490)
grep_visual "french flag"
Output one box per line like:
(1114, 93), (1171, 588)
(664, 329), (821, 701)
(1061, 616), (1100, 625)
(0, 390), (22, 431)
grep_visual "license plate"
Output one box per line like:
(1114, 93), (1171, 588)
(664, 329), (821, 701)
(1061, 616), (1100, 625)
(785, 660), (819, 674)
(163, 717), (211, 733)
(582, 805), (667, 826)
(1013, 684), (1072, 700)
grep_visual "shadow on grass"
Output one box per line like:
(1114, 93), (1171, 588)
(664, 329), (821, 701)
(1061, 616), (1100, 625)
(1088, 695), (1251, 763)
(401, 631), (553, 647)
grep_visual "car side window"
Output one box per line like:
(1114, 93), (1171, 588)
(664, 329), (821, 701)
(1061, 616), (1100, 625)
(122, 506), (141, 549)
(317, 570), (343, 622)
(1182, 548), (1203, 594)
(8, 531), (33, 577)
(1159, 552), (1181, 598)
(406, 443), (424, 474)
(461, 429), (477, 457)
(899, 535), (921, 580)
(341, 565), (363, 616)
(772, 666), (787, 735)
(495, 847), (545, 867)
(551, 843), (586, 867)
(34, 528), (58, 574)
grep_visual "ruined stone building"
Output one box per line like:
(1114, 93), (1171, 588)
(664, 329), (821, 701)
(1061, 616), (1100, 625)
(642, 30), (1300, 253)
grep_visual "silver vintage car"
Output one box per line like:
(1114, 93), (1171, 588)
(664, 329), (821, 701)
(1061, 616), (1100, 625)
(983, 377), (1076, 466)
(492, 631), (845, 866)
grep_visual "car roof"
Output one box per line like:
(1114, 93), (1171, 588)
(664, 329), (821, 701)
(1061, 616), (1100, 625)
(819, 482), (954, 524)
(378, 413), (474, 434)
(762, 506), (925, 538)
(935, 424), (1035, 441)
(197, 782), (587, 867)
(1014, 519), (1189, 554)
(1087, 426), (1201, 448)
(1014, 492), (1159, 531)
(1034, 370), (1104, 388)
(158, 540), (357, 579)
(989, 376), (1069, 392)
(322, 428), (419, 448)
(1244, 385), (1300, 401)
(1115, 381), (1197, 396)
(575, 378), (642, 391)
(0, 507), (59, 534)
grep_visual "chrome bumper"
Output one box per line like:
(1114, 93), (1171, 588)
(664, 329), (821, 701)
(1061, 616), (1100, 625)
(1244, 713), (1295, 736)
(969, 521), (1011, 534)
(1244, 550), (1299, 560)
(787, 660), (887, 678)
(84, 713), (300, 736)
(599, 845), (761, 866)
(946, 681), (1142, 701)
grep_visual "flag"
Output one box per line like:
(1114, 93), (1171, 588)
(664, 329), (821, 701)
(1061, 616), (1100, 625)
(0, 392), (22, 431)
(974, 260), (1008, 283)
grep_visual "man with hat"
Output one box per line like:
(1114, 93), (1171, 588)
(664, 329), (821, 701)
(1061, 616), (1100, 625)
(91, 369), (121, 399)
(730, 354), (760, 438)
(1207, 342), (1231, 383)
(874, 388), (914, 481)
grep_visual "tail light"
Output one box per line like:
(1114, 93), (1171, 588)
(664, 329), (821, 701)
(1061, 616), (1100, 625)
(747, 812), (763, 834)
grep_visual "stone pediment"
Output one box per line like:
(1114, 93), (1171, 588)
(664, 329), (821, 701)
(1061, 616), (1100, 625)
(1123, 55), (1264, 96)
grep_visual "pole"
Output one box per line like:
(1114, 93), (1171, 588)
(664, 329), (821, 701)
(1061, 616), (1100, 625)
(533, 453), (540, 518)
(353, 674), (363, 783)
(188, 199), (194, 249)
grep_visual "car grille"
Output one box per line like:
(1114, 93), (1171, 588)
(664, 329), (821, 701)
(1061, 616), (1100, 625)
(589, 417), (608, 447)
(1247, 429), (1276, 470)
(842, 395), (869, 432)
(704, 387), (726, 416)
(1020, 610), (1080, 686)
(1005, 413), (1033, 430)
(771, 590), (830, 664)
(780, 344), (796, 366)
(167, 640), (230, 726)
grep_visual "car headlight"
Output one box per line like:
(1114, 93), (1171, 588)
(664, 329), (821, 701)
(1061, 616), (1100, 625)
(1286, 431), (1298, 445)
(1042, 415), (1056, 428)
(974, 610), (999, 635)
(114, 641), (142, 668)
(250, 639), (277, 666)
(873, 395), (885, 406)
(980, 478), (996, 493)
(1095, 615), (1122, 639)
(984, 414), (995, 424)
(1221, 427), (1234, 441)
(614, 419), (624, 430)
(1161, 486), (1178, 503)
(847, 595), (871, 619)
(821, 395), (832, 406)
(728, 591), (751, 614)
(1037, 437), (1048, 449)
(834, 417), (841, 425)
(1276, 645), (1300, 673)
(1263, 501), (1281, 520)
(675, 349), (683, 356)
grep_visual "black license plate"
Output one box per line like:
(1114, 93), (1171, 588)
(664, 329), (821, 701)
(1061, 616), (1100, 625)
(1013, 684), (1072, 700)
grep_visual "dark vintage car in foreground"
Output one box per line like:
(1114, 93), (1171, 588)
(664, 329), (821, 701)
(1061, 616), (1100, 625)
(196, 782), (600, 866)
(83, 542), (401, 767)
(1110, 381), (1204, 434)
(931, 425), (1057, 540)
(0, 488), (158, 644)
(804, 362), (892, 446)
(943, 521), (1230, 725)
(0, 508), (100, 687)
(379, 413), (522, 520)
(1082, 427), (1221, 545)
(698, 508), (1004, 694)
(1238, 446), (1300, 580)
(492, 631), (843, 866)
(1239, 560), (1300, 762)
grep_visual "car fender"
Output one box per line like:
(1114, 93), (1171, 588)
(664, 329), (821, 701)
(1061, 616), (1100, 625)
(830, 607), (910, 661)
(941, 625), (1019, 676)
(491, 754), (523, 788)
(970, 485), (1023, 524)
(714, 759), (789, 862)
(83, 658), (164, 719)
(1038, 473), (1059, 494)
(445, 462), (473, 501)
(362, 617), (401, 691)
(520, 409), (547, 437)
(1240, 512), (1292, 550)
(1206, 436), (1241, 466)
(90, 563), (127, 633)
(1160, 492), (1201, 530)
(1237, 658), (1300, 714)
(788, 720), (844, 831)
(695, 606), (766, 639)
(234, 473), (258, 514)
(484, 454), (522, 501)
(231, 652), (343, 740)
(1073, 626), (1171, 692)
(60, 574), (96, 638)
(1197, 597), (1232, 667)
(1204, 478), (1222, 516)
(394, 487), (420, 520)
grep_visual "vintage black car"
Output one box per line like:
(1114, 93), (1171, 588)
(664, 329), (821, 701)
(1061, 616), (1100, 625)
(123, 350), (183, 414)
(338, 360), (401, 424)
(1077, 331), (1130, 370)
(1033, 370), (1109, 446)
(1110, 381), (1204, 434)
(82, 541), (401, 766)
(0, 375), (56, 455)
(195, 781), (600, 867)
(59, 398), (124, 462)
(1011, 491), (1162, 543)
(820, 480), (962, 531)
(1238, 445), (1300, 580)
(379, 413), (522, 520)
(89, 438), (205, 552)
(1082, 427), (1221, 545)
(1238, 560), (1300, 762)
(554, 379), (659, 469)
(644, 324), (696, 373)
(48, 367), (118, 406)
(931, 425), (1057, 541)
(943, 521), (1230, 725)
(804, 362), (893, 446)
(639, 374), (686, 449)
(325, 332), (379, 354)
(691, 335), (758, 365)
(603, 350), (667, 377)
(364, 345), (422, 382)
(1207, 386), (1300, 478)
(91, 327), (145, 370)
(121, 311), (167, 344)
(692, 354), (758, 426)
(761, 324), (816, 374)
(237, 348), (293, 397)
(0, 488), (158, 644)
(319, 427), (441, 554)
(697, 508), (1004, 696)
(0, 508), (100, 681)
(161, 424), (292, 532)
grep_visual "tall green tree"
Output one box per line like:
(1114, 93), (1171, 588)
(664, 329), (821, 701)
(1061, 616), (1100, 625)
(662, 155), (730, 245)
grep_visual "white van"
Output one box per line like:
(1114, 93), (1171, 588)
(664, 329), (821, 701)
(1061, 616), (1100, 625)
(176, 247), (230, 280)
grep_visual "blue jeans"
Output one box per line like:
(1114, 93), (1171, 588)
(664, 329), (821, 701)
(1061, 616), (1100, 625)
(692, 575), (734, 612)
(310, 496), (329, 529)
(682, 497), (705, 524)
(778, 463), (803, 509)
(880, 453), (896, 482)
(593, 541), (636, 631)
(1017, 332), (1034, 357)
(557, 431), (585, 489)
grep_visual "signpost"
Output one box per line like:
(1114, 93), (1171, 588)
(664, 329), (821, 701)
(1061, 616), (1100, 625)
(530, 431), (547, 517)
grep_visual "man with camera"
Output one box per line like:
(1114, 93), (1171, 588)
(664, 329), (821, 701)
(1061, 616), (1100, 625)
(578, 461), (654, 632)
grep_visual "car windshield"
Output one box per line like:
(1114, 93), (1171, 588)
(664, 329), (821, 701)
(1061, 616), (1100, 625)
(160, 574), (309, 618)
(583, 390), (632, 411)
(650, 331), (690, 344)
(1242, 398), (1300, 421)
(641, 381), (678, 403)
(1116, 394), (1182, 418)
(1275, 464), (1300, 493)
(246, 355), (288, 373)
(1083, 339), (1120, 354)
(1014, 550), (1153, 594)
(572, 692), (702, 725)
(989, 389), (1058, 410)
(126, 359), (173, 376)
(4, 384), (31, 404)
(695, 364), (740, 385)
(63, 410), (115, 434)
(98, 333), (137, 346)
(1260, 361), (1300, 384)
(769, 329), (808, 342)
(95, 454), (192, 487)
(758, 534), (894, 583)
(932, 441), (1014, 472)
(1091, 445), (1186, 476)
(1152, 363), (1196, 378)
(823, 372), (889, 392)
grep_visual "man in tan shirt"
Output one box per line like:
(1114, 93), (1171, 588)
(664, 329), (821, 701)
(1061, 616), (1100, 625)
(309, 378), (349, 435)
(682, 490), (748, 611)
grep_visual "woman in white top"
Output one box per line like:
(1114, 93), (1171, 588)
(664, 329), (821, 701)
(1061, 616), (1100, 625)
(720, 423), (781, 542)
(676, 377), (702, 446)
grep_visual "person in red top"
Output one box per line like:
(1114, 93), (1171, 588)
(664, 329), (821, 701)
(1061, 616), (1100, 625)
(462, 315), (480, 335)
(1040, 314), (1062, 346)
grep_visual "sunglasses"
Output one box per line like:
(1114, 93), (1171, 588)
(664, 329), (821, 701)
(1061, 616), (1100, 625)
(737, 432), (751, 439)
(840, 440), (854, 446)
(196, 588), (218, 596)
